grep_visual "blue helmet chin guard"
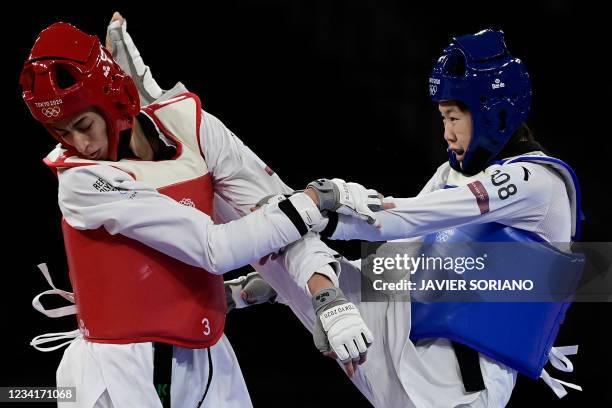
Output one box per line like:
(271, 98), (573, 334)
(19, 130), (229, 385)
(429, 29), (532, 175)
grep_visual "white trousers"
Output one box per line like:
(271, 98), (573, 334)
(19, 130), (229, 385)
(56, 334), (251, 408)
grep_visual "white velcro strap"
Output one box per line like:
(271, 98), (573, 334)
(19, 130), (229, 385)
(319, 303), (359, 331)
(288, 193), (327, 231)
(32, 263), (76, 318)
(30, 329), (80, 352)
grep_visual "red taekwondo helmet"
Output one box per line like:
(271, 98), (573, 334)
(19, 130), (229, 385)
(20, 22), (140, 161)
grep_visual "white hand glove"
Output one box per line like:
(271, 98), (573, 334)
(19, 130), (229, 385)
(307, 178), (383, 227)
(225, 271), (277, 313)
(312, 287), (374, 363)
(106, 14), (163, 105)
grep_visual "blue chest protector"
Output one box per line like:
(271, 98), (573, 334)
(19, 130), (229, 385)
(409, 156), (584, 380)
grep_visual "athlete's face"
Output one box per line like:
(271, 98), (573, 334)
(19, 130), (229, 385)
(51, 109), (109, 160)
(438, 101), (472, 162)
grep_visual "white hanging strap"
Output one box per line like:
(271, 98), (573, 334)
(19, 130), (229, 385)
(549, 345), (578, 372)
(541, 369), (583, 398)
(32, 263), (76, 318)
(540, 345), (582, 398)
(30, 329), (80, 352)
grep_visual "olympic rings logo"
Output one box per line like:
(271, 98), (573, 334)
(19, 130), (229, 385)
(41, 106), (61, 118)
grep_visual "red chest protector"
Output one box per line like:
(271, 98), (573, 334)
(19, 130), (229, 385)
(46, 93), (225, 348)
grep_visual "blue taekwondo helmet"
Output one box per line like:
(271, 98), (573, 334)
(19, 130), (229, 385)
(429, 29), (532, 175)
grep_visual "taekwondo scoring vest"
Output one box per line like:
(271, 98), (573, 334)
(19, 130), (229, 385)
(44, 92), (226, 348)
(409, 155), (585, 379)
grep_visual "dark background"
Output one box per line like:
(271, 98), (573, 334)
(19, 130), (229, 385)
(5, 1), (610, 406)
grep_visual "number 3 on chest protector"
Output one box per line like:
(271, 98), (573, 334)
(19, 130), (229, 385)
(202, 317), (211, 336)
